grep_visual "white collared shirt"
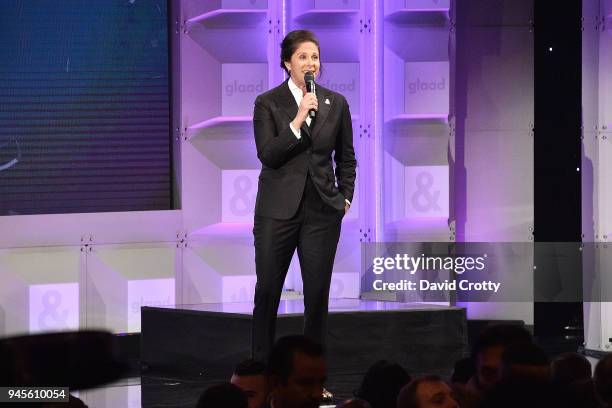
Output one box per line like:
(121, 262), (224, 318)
(287, 77), (311, 139)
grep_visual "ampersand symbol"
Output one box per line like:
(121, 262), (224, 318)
(411, 172), (441, 212)
(330, 278), (345, 297)
(38, 290), (69, 330)
(230, 175), (254, 216)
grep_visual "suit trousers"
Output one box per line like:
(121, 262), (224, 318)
(252, 174), (343, 361)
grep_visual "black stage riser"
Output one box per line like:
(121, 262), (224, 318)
(141, 305), (467, 379)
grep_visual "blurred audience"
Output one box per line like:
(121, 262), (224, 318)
(231, 359), (268, 408)
(10, 326), (612, 408)
(336, 398), (372, 408)
(397, 375), (459, 408)
(498, 342), (550, 385)
(354, 360), (411, 408)
(595, 354), (612, 408)
(563, 378), (599, 408)
(450, 357), (475, 385)
(266, 335), (326, 408)
(465, 324), (532, 400)
(450, 357), (477, 408)
(479, 342), (555, 408)
(550, 352), (591, 386)
(196, 382), (248, 408)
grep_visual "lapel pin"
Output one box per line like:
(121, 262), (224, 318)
(325, 98), (330, 105)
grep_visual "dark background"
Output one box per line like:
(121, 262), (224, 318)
(0, 0), (172, 215)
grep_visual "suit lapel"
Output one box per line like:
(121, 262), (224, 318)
(273, 79), (312, 139)
(275, 80), (297, 122)
(311, 90), (332, 140)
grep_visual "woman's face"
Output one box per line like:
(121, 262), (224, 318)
(284, 41), (320, 87)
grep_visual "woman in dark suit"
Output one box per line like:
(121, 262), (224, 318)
(251, 30), (357, 361)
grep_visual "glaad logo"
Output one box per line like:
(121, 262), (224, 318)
(225, 79), (264, 97)
(319, 78), (356, 93)
(408, 78), (446, 94)
(131, 296), (173, 314)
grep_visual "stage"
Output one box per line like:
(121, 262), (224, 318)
(141, 299), (467, 379)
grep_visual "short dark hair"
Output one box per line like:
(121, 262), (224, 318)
(354, 360), (411, 408)
(498, 343), (550, 385)
(451, 357), (476, 384)
(594, 353), (612, 404)
(397, 375), (445, 408)
(233, 359), (266, 377)
(196, 382), (248, 408)
(551, 352), (591, 386)
(502, 342), (549, 366)
(267, 335), (324, 383)
(471, 324), (532, 360)
(280, 30), (322, 76)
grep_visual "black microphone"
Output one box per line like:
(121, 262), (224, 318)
(304, 71), (316, 118)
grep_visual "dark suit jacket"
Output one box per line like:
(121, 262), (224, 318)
(253, 79), (357, 219)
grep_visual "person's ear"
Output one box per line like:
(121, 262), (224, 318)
(284, 62), (291, 73)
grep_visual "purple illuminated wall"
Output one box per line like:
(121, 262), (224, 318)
(178, 0), (456, 304)
(0, 0), (552, 341)
(453, 0), (534, 322)
(582, 0), (612, 352)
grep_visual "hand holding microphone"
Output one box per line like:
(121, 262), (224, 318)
(304, 71), (317, 118)
(293, 71), (318, 129)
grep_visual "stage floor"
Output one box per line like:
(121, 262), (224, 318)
(151, 298), (458, 315)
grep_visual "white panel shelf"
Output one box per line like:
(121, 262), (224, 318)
(382, 0), (451, 243)
(0, 246), (81, 337)
(186, 9), (267, 29)
(182, 0), (268, 22)
(387, 113), (449, 123)
(385, 10), (449, 25)
(84, 243), (177, 333)
(186, 115), (360, 139)
(384, 58), (450, 121)
(385, 0), (450, 12)
(185, 116), (252, 140)
(181, 242), (256, 304)
(290, 0), (360, 23)
(384, 218), (452, 241)
(189, 214), (361, 242)
(384, 0), (450, 25)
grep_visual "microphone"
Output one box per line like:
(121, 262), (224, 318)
(304, 71), (316, 118)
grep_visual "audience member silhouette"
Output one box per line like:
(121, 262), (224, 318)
(550, 352), (591, 386)
(466, 324), (532, 399)
(266, 335), (326, 408)
(397, 375), (459, 408)
(595, 354), (612, 408)
(451, 357), (475, 385)
(231, 359), (268, 408)
(336, 398), (372, 408)
(498, 342), (550, 385)
(354, 360), (411, 408)
(196, 382), (248, 408)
